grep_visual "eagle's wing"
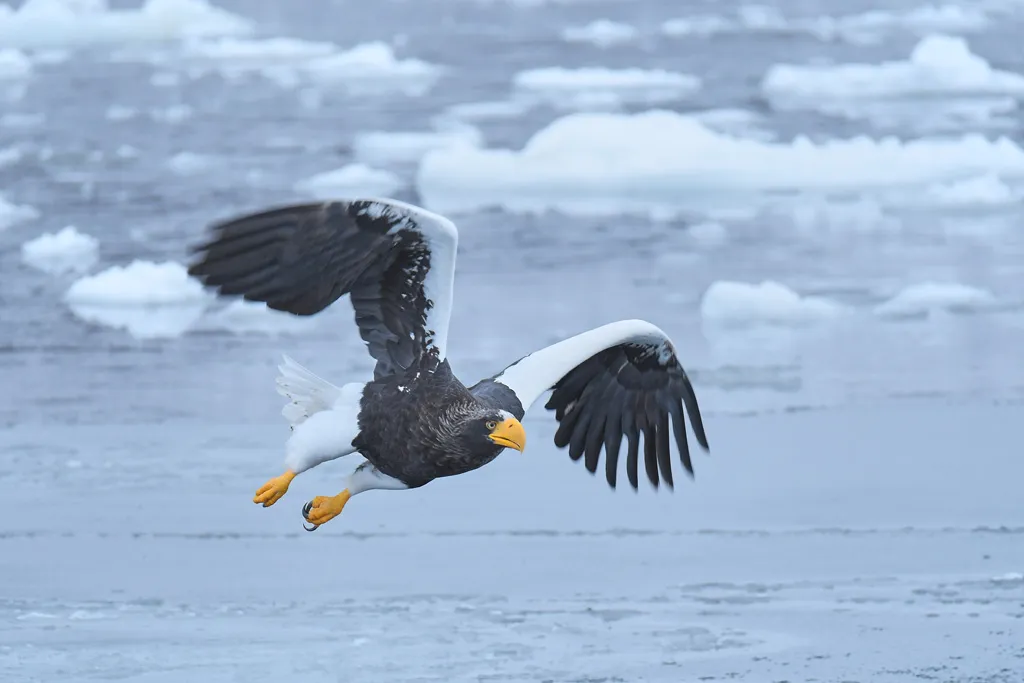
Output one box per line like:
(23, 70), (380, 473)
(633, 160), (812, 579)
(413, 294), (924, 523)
(470, 319), (709, 490)
(187, 198), (458, 380)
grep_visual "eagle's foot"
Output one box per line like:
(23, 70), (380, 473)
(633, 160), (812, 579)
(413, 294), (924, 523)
(253, 470), (296, 507)
(301, 490), (351, 531)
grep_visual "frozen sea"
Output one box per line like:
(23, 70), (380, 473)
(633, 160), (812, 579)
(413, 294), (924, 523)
(2, 0), (1024, 681)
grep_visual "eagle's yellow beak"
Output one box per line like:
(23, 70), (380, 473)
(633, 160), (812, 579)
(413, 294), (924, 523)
(488, 417), (526, 452)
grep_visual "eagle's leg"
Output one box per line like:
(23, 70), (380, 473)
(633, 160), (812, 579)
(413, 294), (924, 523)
(301, 462), (410, 531)
(253, 470), (296, 507)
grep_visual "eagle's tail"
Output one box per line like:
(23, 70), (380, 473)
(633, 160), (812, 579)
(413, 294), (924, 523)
(275, 355), (343, 427)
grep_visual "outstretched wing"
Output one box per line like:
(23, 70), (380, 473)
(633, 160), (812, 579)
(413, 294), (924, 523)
(187, 198), (458, 380)
(470, 319), (709, 490)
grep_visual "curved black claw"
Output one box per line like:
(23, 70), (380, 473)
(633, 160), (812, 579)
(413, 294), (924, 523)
(302, 500), (319, 532)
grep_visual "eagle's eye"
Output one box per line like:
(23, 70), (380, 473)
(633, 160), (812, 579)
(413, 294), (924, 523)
(485, 420), (497, 431)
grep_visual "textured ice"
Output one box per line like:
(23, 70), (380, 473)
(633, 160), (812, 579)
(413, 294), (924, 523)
(561, 19), (638, 47)
(0, 0), (253, 50)
(512, 66), (701, 110)
(353, 123), (482, 165)
(763, 35), (1024, 105)
(701, 280), (845, 328)
(20, 226), (99, 275)
(417, 109), (1024, 217)
(293, 164), (404, 199)
(874, 282), (1001, 319)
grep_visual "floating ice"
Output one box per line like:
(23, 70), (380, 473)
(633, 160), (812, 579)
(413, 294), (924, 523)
(513, 67), (700, 110)
(763, 35), (1024, 105)
(700, 280), (845, 328)
(874, 282), (1000, 319)
(105, 105), (137, 121)
(443, 99), (534, 121)
(180, 38), (442, 96)
(0, 48), (31, 79)
(353, 124), (482, 165)
(195, 300), (318, 336)
(0, 193), (39, 230)
(662, 5), (989, 44)
(20, 226), (99, 275)
(64, 260), (212, 340)
(166, 151), (215, 175)
(0, 0), (254, 50)
(294, 164), (403, 199)
(561, 19), (637, 47)
(920, 174), (1021, 208)
(417, 109), (1024, 217)
(1, 112), (44, 127)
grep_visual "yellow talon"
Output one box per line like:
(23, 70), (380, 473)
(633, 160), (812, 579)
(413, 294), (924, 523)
(302, 490), (351, 527)
(253, 470), (296, 507)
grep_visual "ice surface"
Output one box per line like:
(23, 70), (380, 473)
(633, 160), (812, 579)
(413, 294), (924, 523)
(874, 282), (1002, 319)
(560, 19), (638, 47)
(0, 47), (31, 79)
(352, 123), (483, 165)
(417, 109), (1024, 217)
(0, 193), (39, 229)
(662, 4), (991, 44)
(19, 225), (99, 275)
(763, 35), (1024, 104)
(166, 151), (216, 175)
(0, 0), (253, 50)
(512, 66), (701, 110)
(701, 280), (845, 328)
(293, 163), (404, 199)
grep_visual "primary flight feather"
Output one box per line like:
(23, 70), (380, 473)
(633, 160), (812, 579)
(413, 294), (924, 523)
(187, 197), (709, 529)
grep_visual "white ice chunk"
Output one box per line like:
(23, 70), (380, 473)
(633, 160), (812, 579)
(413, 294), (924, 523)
(417, 109), (1024, 217)
(0, 194), (39, 230)
(64, 260), (212, 339)
(294, 163), (403, 198)
(561, 19), (638, 48)
(20, 226), (99, 275)
(0, 48), (32, 79)
(701, 280), (845, 328)
(513, 67), (700, 110)
(874, 282), (1000, 319)
(353, 124), (482, 165)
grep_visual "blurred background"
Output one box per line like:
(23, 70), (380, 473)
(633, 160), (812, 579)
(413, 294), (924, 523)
(1, 0), (1023, 681)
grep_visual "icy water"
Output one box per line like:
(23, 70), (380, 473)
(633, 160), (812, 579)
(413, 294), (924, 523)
(2, 0), (1024, 681)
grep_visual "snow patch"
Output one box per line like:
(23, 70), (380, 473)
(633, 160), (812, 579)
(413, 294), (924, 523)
(416, 109), (1024, 218)
(20, 226), (99, 275)
(561, 20), (637, 48)
(512, 67), (700, 110)
(701, 280), (845, 328)
(294, 164), (403, 198)
(874, 282), (1000, 319)
(0, 0), (254, 51)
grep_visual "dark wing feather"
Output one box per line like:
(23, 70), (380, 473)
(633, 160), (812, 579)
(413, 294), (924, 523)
(187, 198), (458, 380)
(479, 320), (709, 491)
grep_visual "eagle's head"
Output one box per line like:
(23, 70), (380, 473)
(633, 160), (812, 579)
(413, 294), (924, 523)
(456, 408), (527, 456)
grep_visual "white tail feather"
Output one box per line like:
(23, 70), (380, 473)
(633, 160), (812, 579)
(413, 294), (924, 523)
(276, 354), (343, 427)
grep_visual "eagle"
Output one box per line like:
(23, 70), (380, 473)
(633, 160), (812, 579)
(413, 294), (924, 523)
(186, 198), (709, 531)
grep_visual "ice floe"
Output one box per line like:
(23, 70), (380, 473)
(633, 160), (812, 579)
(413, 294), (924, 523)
(662, 4), (990, 44)
(417, 109), (1024, 217)
(763, 35), (1024, 104)
(0, 48), (31, 79)
(20, 226), (99, 275)
(64, 260), (211, 340)
(166, 151), (216, 175)
(0, 0), (254, 50)
(0, 193), (39, 230)
(700, 280), (846, 328)
(561, 19), (638, 48)
(294, 164), (404, 199)
(512, 66), (701, 110)
(180, 38), (443, 96)
(873, 282), (1002, 320)
(353, 123), (483, 165)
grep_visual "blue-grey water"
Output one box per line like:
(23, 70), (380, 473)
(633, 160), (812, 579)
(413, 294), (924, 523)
(2, 0), (1024, 681)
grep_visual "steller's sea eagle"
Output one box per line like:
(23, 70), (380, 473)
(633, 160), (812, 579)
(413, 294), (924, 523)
(187, 198), (709, 530)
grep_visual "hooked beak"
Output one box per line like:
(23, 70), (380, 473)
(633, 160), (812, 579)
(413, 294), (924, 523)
(488, 416), (526, 452)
